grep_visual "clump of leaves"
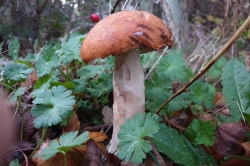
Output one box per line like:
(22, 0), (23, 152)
(31, 86), (76, 128)
(117, 113), (159, 164)
(35, 131), (89, 160)
(152, 123), (216, 166)
(184, 119), (216, 146)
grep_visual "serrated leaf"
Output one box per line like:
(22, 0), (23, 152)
(9, 87), (25, 103)
(36, 131), (89, 160)
(59, 34), (84, 63)
(35, 45), (60, 77)
(3, 63), (34, 82)
(222, 59), (250, 122)
(145, 73), (172, 102)
(207, 57), (227, 78)
(151, 124), (197, 166)
(8, 39), (20, 59)
(168, 92), (191, 111)
(157, 50), (186, 82)
(31, 86), (76, 128)
(117, 113), (159, 164)
(184, 119), (215, 146)
(189, 80), (215, 108)
(77, 65), (103, 79)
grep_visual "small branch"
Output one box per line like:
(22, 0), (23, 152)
(156, 15), (250, 115)
(111, 0), (122, 13)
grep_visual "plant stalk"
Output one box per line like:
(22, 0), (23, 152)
(156, 15), (250, 115)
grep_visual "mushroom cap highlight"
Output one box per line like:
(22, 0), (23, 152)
(80, 10), (174, 62)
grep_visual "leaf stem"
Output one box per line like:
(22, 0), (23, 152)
(223, 155), (250, 163)
(148, 151), (162, 166)
(156, 15), (250, 114)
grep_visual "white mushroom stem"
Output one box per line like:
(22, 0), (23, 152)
(108, 48), (145, 154)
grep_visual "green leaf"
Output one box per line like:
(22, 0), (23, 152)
(157, 50), (186, 82)
(3, 63), (34, 82)
(31, 86), (76, 128)
(189, 80), (215, 108)
(59, 34), (84, 63)
(9, 159), (20, 166)
(145, 73), (172, 102)
(168, 92), (191, 111)
(9, 87), (25, 103)
(184, 119), (215, 146)
(151, 124), (197, 166)
(207, 57), (227, 78)
(35, 45), (60, 77)
(77, 65), (103, 79)
(222, 59), (250, 122)
(117, 113), (159, 164)
(8, 39), (20, 59)
(73, 78), (89, 93)
(51, 81), (76, 90)
(36, 131), (89, 160)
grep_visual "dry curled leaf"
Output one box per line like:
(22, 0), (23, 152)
(214, 121), (248, 156)
(82, 139), (102, 166)
(89, 132), (108, 142)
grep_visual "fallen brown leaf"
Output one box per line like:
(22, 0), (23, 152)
(82, 139), (102, 166)
(63, 113), (80, 133)
(214, 121), (248, 156)
(89, 132), (108, 142)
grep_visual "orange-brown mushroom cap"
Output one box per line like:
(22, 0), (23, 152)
(80, 10), (174, 62)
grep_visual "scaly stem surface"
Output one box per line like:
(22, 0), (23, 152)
(108, 48), (145, 153)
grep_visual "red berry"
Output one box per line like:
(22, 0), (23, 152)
(90, 14), (100, 22)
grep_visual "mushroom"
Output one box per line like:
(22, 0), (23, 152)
(80, 10), (173, 153)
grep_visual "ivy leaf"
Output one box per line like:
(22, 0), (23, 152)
(36, 131), (89, 160)
(3, 63), (34, 82)
(222, 59), (250, 122)
(168, 92), (191, 111)
(9, 87), (25, 103)
(31, 86), (76, 128)
(8, 39), (20, 59)
(117, 113), (159, 164)
(184, 119), (216, 146)
(35, 45), (60, 77)
(157, 50), (186, 82)
(152, 124), (197, 166)
(189, 80), (215, 108)
(207, 57), (227, 79)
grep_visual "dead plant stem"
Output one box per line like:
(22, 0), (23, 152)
(156, 15), (250, 115)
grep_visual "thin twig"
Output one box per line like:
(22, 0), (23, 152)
(111, 0), (122, 13)
(156, 15), (250, 115)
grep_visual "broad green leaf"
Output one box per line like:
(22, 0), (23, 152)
(9, 87), (25, 103)
(3, 63), (34, 82)
(152, 124), (197, 166)
(35, 45), (60, 77)
(222, 59), (250, 122)
(36, 131), (89, 160)
(51, 81), (76, 90)
(207, 57), (227, 78)
(184, 119), (216, 146)
(189, 80), (215, 108)
(8, 39), (20, 59)
(31, 86), (76, 128)
(73, 78), (89, 93)
(117, 113), (159, 164)
(157, 50), (186, 82)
